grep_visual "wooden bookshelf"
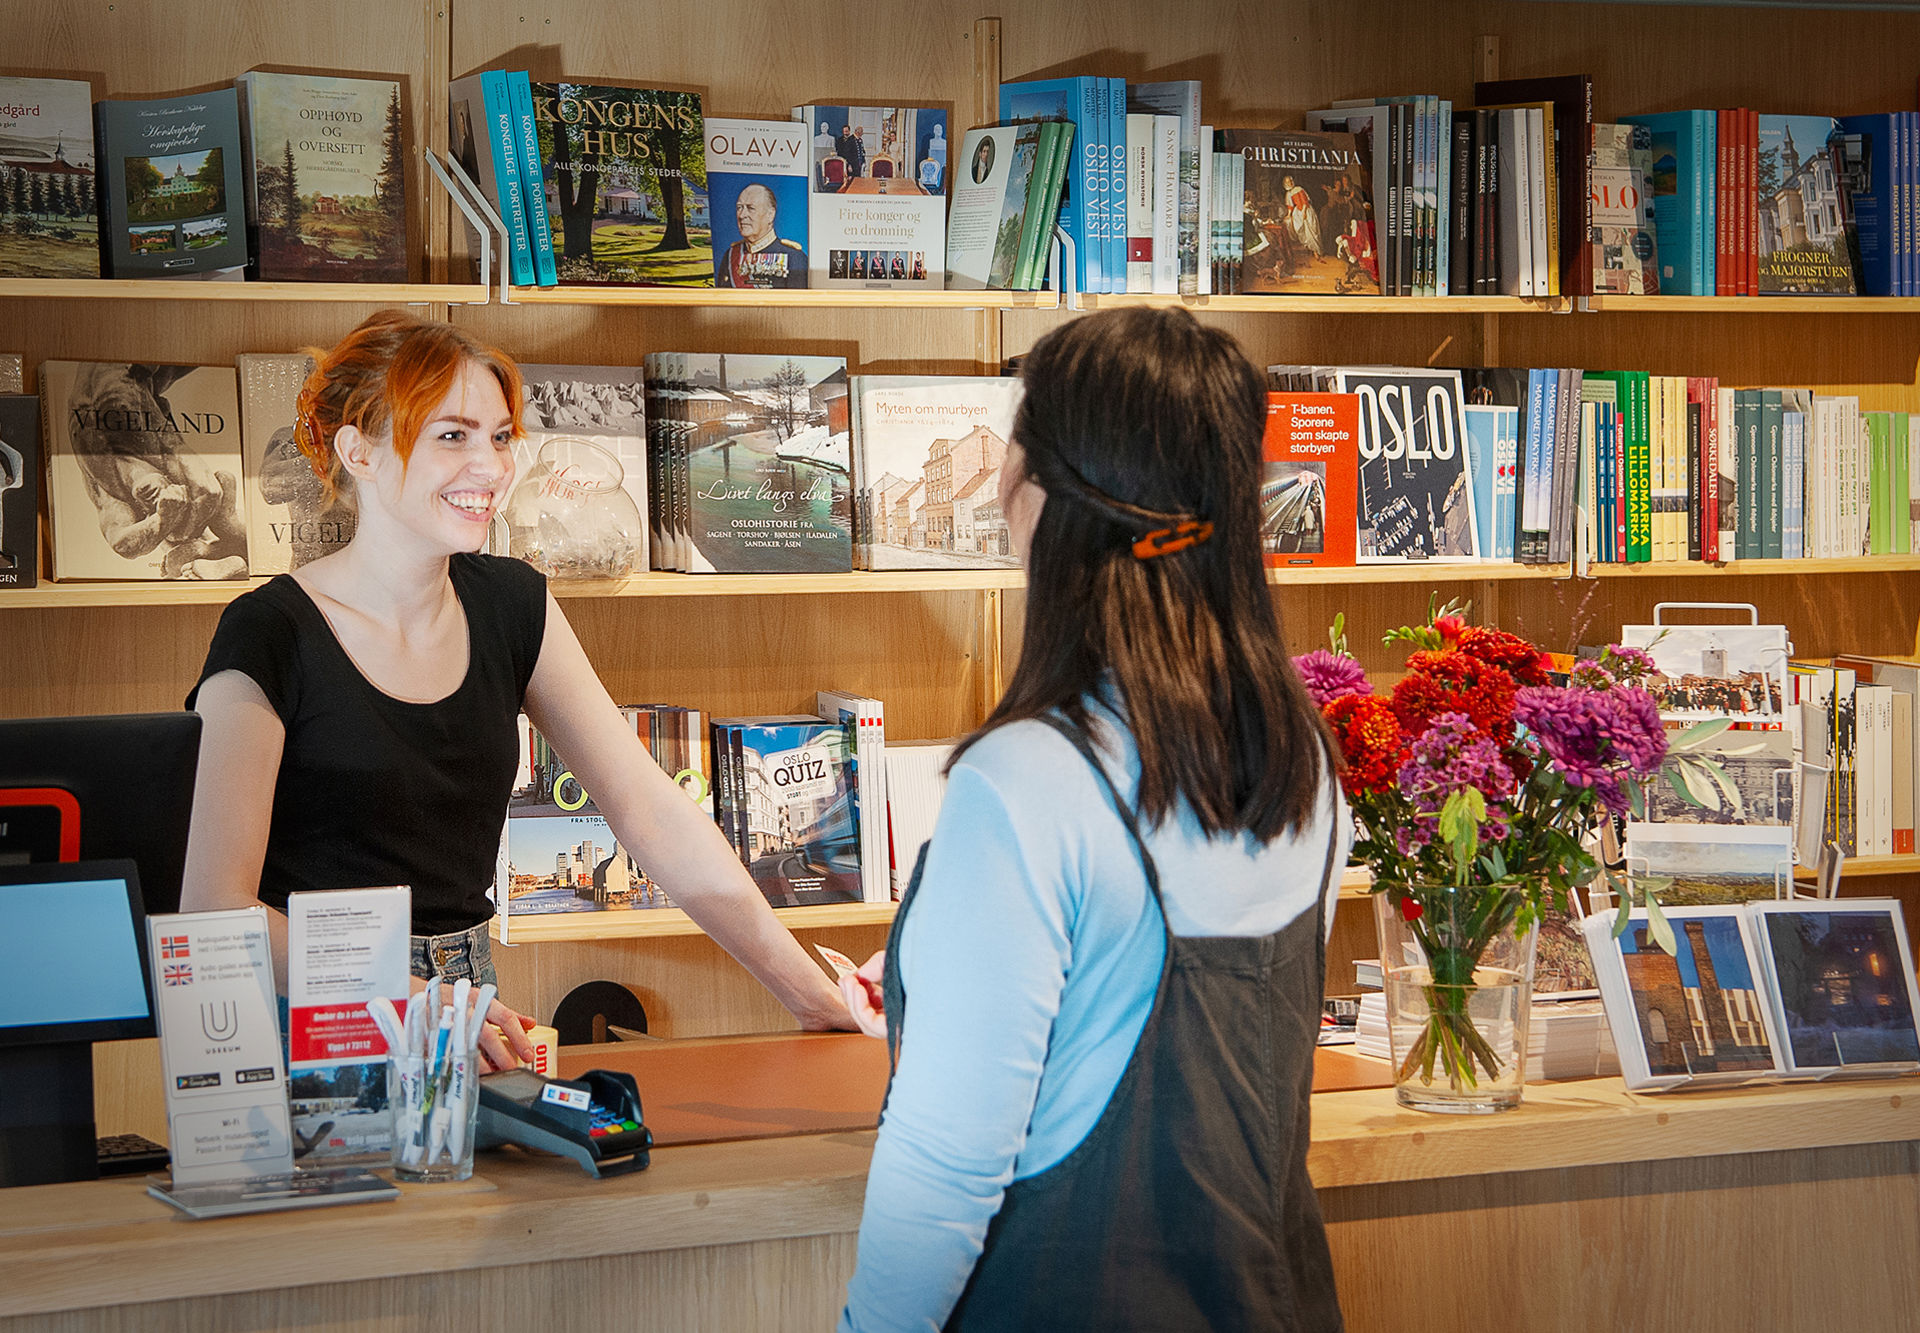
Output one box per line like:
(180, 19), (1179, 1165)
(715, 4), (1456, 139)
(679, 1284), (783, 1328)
(507, 286), (1062, 309)
(1583, 296), (1920, 315)
(1794, 855), (1920, 882)
(0, 279), (490, 304)
(1077, 293), (1570, 314)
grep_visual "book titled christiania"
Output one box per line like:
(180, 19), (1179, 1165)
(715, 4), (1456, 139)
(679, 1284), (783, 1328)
(93, 90), (249, 278)
(1755, 114), (1855, 295)
(235, 71), (408, 282)
(237, 352), (353, 575)
(681, 353), (851, 572)
(793, 104), (948, 288)
(1218, 130), (1379, 295)
(531, 83), (712, 287)
(850, 374), (1024, 569)
(41, 361), (249, 580)
(706, 118), (808, 288)
(0, 76), (98, 277)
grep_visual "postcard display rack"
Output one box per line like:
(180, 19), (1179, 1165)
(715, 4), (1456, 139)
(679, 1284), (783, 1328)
(2, 2), (1920, 1051)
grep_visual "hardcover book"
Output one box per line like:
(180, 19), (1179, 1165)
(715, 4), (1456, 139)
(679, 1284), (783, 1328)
(1220, 130), (1379, 295)
(42, 361), (248, 580)
(998, 76), (1105, 294)
(679, 353), (850, 572)
(1756, 114), (1855, 295)
(0, 394), (38, 586)
(1260, 392), (1359, 568)
(1331, 367), (1477, 561)
(793, 104), (947, 288)
(714, 717), (862, 908)
(237, 352), (353, 575)
(94, 90), (249, 277)
(706, 117), (808, 289)
(532, 83), (711, 287)
(0, 76), (98, 277)
(849, 374), (1023, 569)
(946, 124), (1042, 290)
(235, 72), (407, 282)
(1128, 81), (1202, 295)
(505, 363), (649, 572)
(1588, 123), (1659, 295)
(447, 71), (533, 286)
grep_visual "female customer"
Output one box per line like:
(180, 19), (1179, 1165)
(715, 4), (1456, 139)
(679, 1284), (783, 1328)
(840, 307), (1349, 1331)
(182, 311), (849, 1071)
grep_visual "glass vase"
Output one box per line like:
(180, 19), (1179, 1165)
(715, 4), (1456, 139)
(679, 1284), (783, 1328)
(1373, 884), (1539, 1114)
(502, 437), (643, 579)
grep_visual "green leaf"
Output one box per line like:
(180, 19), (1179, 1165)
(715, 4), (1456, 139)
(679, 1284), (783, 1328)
(1678, 761), (1723, 810)
(1611, 891), (1633, 939)
(1487, 846), (1508, 880)
(1645, 893), (1679, 955)
(1706, 761), (1743, 814)
(1672, 717), (1734, 748)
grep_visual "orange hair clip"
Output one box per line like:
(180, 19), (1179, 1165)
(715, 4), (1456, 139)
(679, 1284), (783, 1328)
(1131, 519), (1214, 560)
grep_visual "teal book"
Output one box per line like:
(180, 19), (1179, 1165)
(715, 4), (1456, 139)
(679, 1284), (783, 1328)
(1621, 110), (1712, 294)
(507, 72), (558, 287)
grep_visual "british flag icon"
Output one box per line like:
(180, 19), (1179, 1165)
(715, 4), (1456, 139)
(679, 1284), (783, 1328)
(163, 963), (192, 986)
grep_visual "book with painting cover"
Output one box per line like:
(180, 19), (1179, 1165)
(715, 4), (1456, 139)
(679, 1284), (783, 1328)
(712, 716), (862, 908)
(235, 71), (407, 282)
(532, 82), (711, 287)
(0, 394), (38, 586)
(706, 117), (809, 289)
(0, 76), (98, 277)
(94, 90), (249, 277)
(1219, 130), (1379, 296)
(1330, 367), (1476, 562)
(1589, 123), (1659, 295)
(1756, 114), (1855, 295)
(42, 361), (248, 580)
(849, 374), (1023, 570)
(793, 104), (947, 289)
(237, 352), (354, 576)
(946, 124), (1043, 291)
(1260, 393), (1358, 568)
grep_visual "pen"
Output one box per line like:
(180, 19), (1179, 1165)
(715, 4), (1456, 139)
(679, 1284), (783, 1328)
(446, 980), (472, 1162)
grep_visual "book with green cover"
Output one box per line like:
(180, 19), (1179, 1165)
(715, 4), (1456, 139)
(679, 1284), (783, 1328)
(1590, 370), (1652, 562)
(1867, 411), (1892, 555)
(1737, 389), (1761, 559)
(1760, 388), (1783, 558)
(1011, 121), (1061, 290)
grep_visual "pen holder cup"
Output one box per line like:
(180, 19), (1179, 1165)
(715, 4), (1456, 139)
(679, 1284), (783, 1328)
(387, 1048), (481, 1184)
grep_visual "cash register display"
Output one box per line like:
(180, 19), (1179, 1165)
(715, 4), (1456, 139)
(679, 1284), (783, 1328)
(0, 867), (150, 1040)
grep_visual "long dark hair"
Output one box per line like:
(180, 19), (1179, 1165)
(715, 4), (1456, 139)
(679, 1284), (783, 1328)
(958, 307), (1329, 842)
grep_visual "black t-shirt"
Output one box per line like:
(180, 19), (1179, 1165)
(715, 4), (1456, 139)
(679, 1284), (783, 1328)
(187, 553), (547, 936)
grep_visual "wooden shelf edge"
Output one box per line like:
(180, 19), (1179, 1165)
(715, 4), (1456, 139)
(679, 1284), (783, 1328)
(1584, 295), (1920, 314)
(507, 285), (1059, 310)
(493, 900), (897, 944)
(0, 279), (488, 304)
(1793, 855), (1920, 880)
(1076, 293), (1569, 314)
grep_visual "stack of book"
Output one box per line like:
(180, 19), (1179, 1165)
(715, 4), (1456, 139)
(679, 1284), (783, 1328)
(946, 119), (1074, 290)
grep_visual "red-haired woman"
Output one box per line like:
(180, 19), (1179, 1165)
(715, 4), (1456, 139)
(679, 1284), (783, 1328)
(182, 311), (850, 1069)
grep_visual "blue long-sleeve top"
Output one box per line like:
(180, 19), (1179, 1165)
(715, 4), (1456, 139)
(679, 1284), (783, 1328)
(839, 701), (1349, 1333)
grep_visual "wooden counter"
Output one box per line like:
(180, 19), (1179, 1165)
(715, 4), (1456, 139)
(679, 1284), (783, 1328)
(4, 1040), (1918, 1332)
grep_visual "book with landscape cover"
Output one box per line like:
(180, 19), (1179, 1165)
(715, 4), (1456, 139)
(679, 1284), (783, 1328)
(1260, 392), (1358, 567)
(236, 72), (407, 282)
(238, 352), (354, 575)
(0, 394), (38, 586)
(1589, 123), (1659, 295)
(1331, 367), (1476, 561)
(793, 104), (948, 288)
(94, 90), (249, 277)
(1756, 114), (1855, 295)
(850, 374), (1023, 569)
(678, 353), (850, 572)
(1218, 130), (1378, 295)
(0, 76), (98, 277)
(706, 117), (808, 289)
(42, 361), (248, 580)
(532, 82), (711, 287)
(714, 717), (862, 908)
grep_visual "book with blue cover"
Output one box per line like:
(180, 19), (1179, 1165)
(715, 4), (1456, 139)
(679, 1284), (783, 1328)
(1834, 115), (1898, 296)
(1621, 110), (1714, 295)
(712, 717), (862, 908)
(999, 76), (1104, 294)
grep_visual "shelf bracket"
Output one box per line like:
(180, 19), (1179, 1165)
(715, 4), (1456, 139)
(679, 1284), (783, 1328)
(1049, 225), (1080, 312)
(426, 149), (511, 305)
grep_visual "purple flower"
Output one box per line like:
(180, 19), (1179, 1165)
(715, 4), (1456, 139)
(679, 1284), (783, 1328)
(1603, 645), (1658, 683)
(1294, 649), (1373, 709)
(1513, 684), (1669, 815)
(1394, 711), (1517, 845)
(1570, 660), (1616, 690)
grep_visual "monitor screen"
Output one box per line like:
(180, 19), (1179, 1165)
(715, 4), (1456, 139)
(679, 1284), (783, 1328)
(0, 860), (154, 1045)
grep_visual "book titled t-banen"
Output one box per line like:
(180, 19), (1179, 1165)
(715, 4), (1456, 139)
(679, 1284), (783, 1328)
(792, 104), (948, 288)
(0, 76), (99, 277)
(94, 90), (249, 278)
(1330, 367), (1478, 562)
(235, 71), (407, 283)
(849, 374), (1023, 569)
(41, 360), (248, 580)
(1755, 114), (1856, 295)
(237, 352), (353, 576)
(679, 352), (851, 572)
(1218, 129), (1379, 296)
(706, 118), (808, 289)
(1260, 392), (1359, 568)
(531, 83), (711, 287)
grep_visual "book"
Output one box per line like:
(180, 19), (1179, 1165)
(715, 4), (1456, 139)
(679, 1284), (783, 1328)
(447, 71), (532, 286)
(237, 352), (353, 575)
(794, 104), (946, 288)
(41, 361), (248, 580)
(1837, 116), (1895, 298)
(1621, 110), (1714, 294)
(814, 689), (889, 904)
(235, 71), (407, 283)
(1304, 105), (1392, 293)
(1332, 367), (1476, 561)
(1015, 122), (1074, 290)
(706, 117), (809, 289)
(849, 374), (1023, 569)
(945, 125), (1041, 291)
(1475, 75), (1591, 296)
(1127, 81), (1201, 295)
(1260, 393), (1359, 568)
(0, 394), (38, 586)
(713, 717), (862, 908)
(507, 72), (557, 287)
(534, 82), (711, 287)
(1220, 130), (1379, 296)
(1744, 900), (1920, 1076)
(511, 362), (650, 574)
(94, 89), (249, 277)
(998, 77), (1104, 295)
(0, 76), (98, 277)
(1588, 123), (1659, 295)
(676, 353), (849, 572)
(1125, 113), (1153, 291)
(1149, 114), (1178, 294)
(883, 738), (955, 892)
(1756, 114), (1855, 294)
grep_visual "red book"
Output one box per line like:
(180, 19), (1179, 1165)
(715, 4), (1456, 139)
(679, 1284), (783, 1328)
(1715, 109), (1733, 296)
(1744, 109), (1760, 296)
(1261, 394), (1359, 568)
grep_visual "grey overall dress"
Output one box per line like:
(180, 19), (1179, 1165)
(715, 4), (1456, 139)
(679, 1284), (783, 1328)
(883, 715), (1344, 1331)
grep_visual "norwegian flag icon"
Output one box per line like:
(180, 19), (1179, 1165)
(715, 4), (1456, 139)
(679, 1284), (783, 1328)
(161, 936), (190, 960)
(163, 963), (192, 986)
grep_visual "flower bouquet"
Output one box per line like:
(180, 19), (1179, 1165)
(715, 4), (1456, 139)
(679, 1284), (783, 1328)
(1297, 602), (1673, 1110)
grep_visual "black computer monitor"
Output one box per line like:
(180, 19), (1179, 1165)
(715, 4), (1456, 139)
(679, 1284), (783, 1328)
(0, 712), (201, 915)
(0, 859), (155, 1187)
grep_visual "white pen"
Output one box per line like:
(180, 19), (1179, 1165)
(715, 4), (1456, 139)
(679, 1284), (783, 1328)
(365, 996), (405, 1055)
(425, 1005), (455, 1163)
(446, 980), (472, 1162)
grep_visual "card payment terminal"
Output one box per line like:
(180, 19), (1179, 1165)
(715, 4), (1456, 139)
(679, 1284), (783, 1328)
(475, 1068), (651, 1177)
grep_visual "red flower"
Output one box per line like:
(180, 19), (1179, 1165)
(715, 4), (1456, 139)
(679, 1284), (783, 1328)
(1392, 650), (1518, 740)
(1434, 614), (1466, 647)
(1323, 693), (1406, 798)
(1400, 896), (1425, 922)
(1457, 625), (1553, 686)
